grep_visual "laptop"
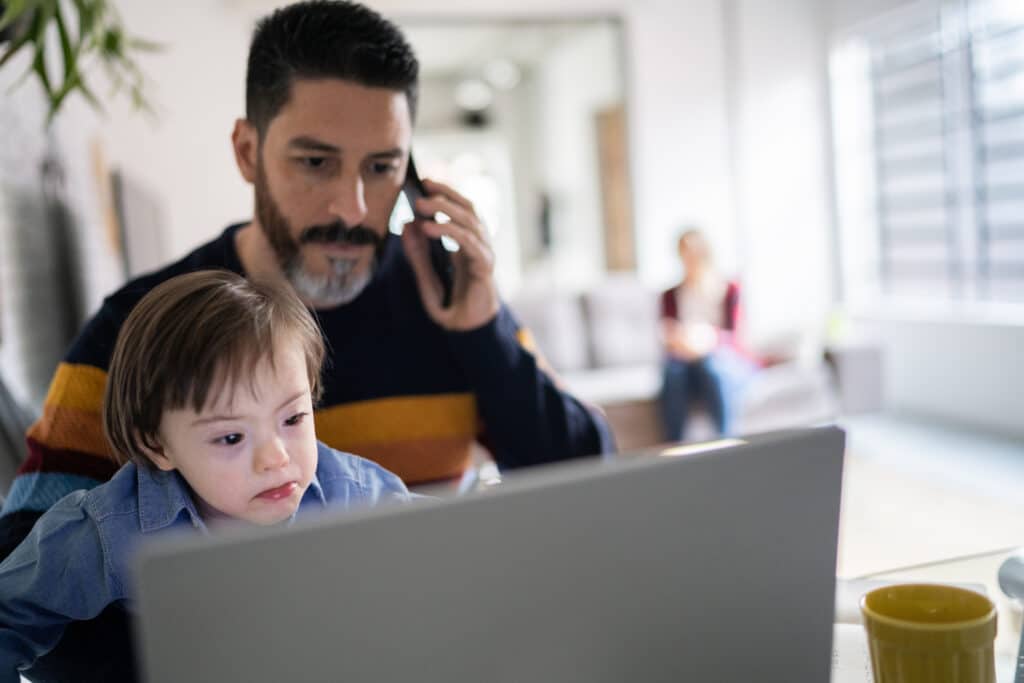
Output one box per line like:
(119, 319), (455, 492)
(133, 426), (845, 682)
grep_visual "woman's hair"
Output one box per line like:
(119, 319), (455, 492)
(103, 270), (324, 467)
(678, 227), (712, 266)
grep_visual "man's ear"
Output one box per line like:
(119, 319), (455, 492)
(231, 118), (259, 184)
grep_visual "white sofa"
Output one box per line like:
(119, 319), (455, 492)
(510, 274), (839, 450)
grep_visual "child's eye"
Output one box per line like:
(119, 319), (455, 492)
(284, 412), (309, 427)
(215, 433), (244, 446)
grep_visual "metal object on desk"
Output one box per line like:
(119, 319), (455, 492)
(998, 550), (1024, 600)
(997, 550), (1024, 683)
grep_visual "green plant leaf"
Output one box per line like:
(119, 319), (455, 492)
(101, 25), (121, 56)
(28, 0), (56, 62)
(2, 0), (156, 124)
(71, 0), (96, 43)
(0, 1), (25, 33)
(0, 0), (40, 33)
(0, 0), (45, 70)
(46, 68), (101, 123)
(75, 73), (102, 110)
(126, 36), (162, 52)
(33, 48), (53, 98)
(0, 27), (33, 69)
(54, 3), (75, 80)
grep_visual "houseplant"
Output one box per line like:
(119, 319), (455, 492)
(0, 0), (158, 124)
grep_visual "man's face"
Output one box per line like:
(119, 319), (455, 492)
(254, 78), (413, 308)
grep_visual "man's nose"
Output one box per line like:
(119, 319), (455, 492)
(327, 172), (368, 227)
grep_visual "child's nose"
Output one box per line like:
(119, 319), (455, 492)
(255, 438), (290, 471)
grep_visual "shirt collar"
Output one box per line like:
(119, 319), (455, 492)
(136, 464), (208, 534)
(305, 470), (327, 507)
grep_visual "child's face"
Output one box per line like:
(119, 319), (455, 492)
(150, 339), (318, 526)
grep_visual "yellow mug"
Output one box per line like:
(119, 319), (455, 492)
(860, 583), (997, 683)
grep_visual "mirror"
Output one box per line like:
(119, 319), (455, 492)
(396, 18), (633, 294)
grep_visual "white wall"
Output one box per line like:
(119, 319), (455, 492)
(626, 0), (738, 289)
(855, 313), (1024, 439)
(826, 0), (929, 34)
(729, 0), (835, 347)
(102, 1), (254, 260)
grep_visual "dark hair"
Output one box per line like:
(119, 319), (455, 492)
(246, 0), (419, 135)
(103, 270), (325, 467)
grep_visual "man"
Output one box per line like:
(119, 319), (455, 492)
(1, 2), (611, 679)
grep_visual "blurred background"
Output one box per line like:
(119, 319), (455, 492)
(1, 0), (1023, 573)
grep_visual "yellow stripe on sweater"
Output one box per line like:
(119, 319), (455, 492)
(313, 393), (478, 445)
(42, 363), (108, 412)
(314, 393), (480, 484)
(342, 437), (476, 485)
(26, 363), (112, 458)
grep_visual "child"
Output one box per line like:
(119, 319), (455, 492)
(0, 270), (411, 678)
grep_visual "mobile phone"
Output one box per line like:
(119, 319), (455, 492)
(403, 155), (454, 308)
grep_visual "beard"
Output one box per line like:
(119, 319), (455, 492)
(253, 163), (385, 308)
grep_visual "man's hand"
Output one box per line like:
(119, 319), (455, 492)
(401, 178), (500, 331)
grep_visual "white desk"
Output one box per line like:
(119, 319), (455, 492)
(833, 548), (1021, 682)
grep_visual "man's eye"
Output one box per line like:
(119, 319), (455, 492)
(370, 162), (396, 175)
(216, 433), (244, 446)
(284, 412), (308, 427)
(299, 157), (328, 170)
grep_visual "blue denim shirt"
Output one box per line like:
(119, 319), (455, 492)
(0, 441), (410, 680)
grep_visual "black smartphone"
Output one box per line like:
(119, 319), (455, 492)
(403, 155), (454, 308)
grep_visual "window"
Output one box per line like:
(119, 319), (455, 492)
(831, 0), (1024, 305)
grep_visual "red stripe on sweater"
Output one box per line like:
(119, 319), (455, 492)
(19, 438), (120, 482)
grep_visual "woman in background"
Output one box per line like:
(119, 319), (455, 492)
(659, 228), (751, 442)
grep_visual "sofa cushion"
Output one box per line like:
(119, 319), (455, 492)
(509, 289), (590, 372)
(562, 364), (661, 406)
(582, 275), (661, 368)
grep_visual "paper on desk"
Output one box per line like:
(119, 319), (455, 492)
(833, 623), (874, 683)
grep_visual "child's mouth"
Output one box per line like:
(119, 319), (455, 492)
(255, 481), (298, 501)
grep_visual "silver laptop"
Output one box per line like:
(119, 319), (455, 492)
(133, 426), (845, 683)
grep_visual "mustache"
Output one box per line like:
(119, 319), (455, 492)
(299, 221), (384, 248)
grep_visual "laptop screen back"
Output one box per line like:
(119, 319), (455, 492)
(134, 427), (845, 683)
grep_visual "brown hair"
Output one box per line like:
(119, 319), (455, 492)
(103, 270), (325, 467)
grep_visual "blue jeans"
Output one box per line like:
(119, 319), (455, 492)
(659, 352), (740, 442)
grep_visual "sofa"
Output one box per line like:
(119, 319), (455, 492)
(510, 274), (839, 451)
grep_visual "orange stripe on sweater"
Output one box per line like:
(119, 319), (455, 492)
(314, 394), (480, 484)
(26, 363), (112, 458)
(313, 393), (478, 445)
(27, 403), (113, 459)
(343, 436), (476, 485)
